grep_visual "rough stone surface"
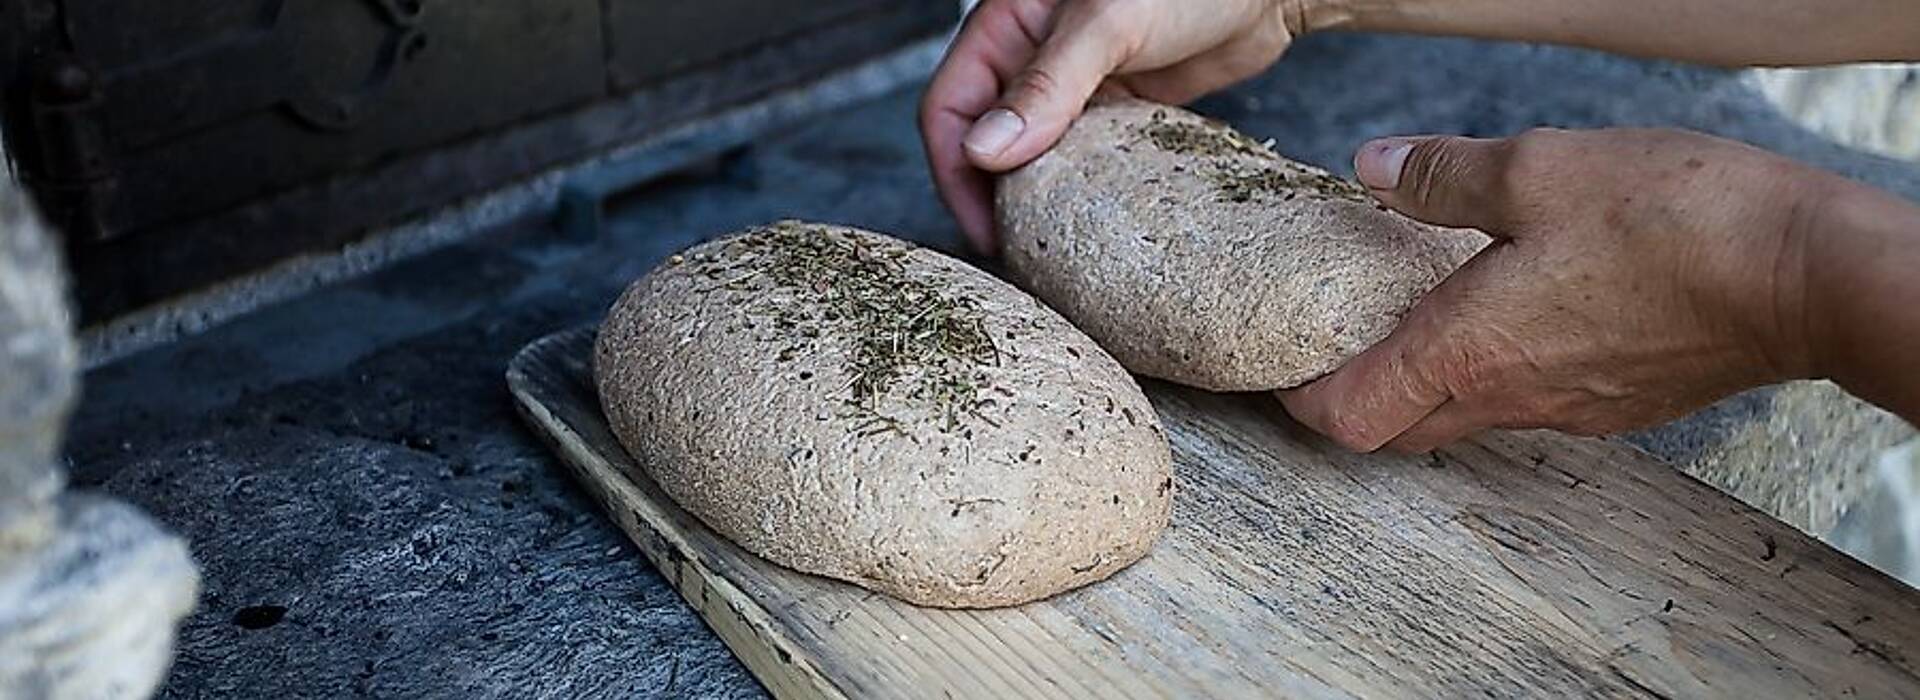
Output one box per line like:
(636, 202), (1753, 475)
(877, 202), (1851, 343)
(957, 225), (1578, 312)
(1657, 380), (1915, 536)
(0, 177), (75, 522)
(1, 177), (199, 699)
(1832, 439), (1920, 588)
(57, 34), (1920, 697)
(0, 494), (200, 699)
(597, 223), (1171, 607)
(1748, 64), (1920, 161)
(998, 99), (1486, 391)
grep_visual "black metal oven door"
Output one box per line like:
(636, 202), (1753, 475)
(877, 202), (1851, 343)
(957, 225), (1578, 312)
(39, 0), (607, 239)
(0, 0), (954, 322)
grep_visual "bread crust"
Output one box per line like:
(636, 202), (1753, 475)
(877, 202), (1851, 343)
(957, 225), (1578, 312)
(595, 222), (1173, 608)
(998, 100), (1488, 391)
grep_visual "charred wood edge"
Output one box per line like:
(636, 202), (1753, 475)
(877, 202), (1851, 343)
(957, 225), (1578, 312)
(74, 38), (945, 369)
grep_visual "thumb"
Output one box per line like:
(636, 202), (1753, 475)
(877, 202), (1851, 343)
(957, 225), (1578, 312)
(963, 10), (1131, 172)
(1354, 134), (1513, 233)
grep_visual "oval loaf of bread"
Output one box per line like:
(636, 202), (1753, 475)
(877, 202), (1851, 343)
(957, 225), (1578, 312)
(594, 221), (1173, 608)
(997, 99), (1488, 391)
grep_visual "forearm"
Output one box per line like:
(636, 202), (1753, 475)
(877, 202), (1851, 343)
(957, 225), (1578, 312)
(1301, 0), (1920, 66)
(1802, 180), (1920, 426)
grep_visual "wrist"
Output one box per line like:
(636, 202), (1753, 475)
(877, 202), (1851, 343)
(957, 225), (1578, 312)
(1797, 177), (1920, 392)
(1682, 157), (1840, 389)
(1299, 0), (1472, 35)
(1754, 170), (1831, 383)
(1798, 177), (1870, 383)
(1279, 0), (1377, 34)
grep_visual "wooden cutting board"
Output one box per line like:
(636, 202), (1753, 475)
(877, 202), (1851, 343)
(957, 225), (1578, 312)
(508, 326), (1920, 698)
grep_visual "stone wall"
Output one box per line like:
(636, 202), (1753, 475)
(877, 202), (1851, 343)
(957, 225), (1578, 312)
(1749, 64), (1920, 162)
(1832, 442), (1920, 588)
(1638, 381), (1915, 538)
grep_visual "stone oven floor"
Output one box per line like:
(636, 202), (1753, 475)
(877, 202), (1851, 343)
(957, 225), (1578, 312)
(66, 34), (1920, 698)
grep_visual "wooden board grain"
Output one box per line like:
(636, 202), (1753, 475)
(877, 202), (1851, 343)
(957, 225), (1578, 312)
(508, 326), (1920, 698)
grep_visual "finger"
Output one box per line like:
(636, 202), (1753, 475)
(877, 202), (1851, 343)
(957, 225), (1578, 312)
(1354, 134), (1513, 233)
(921, 70), (1002, 252)
(1276, 305), (1456, 453)
(1277, 242), (1511, 452)
(920, 0), (1051, 251)
(1382, 399), (1501, 454)
(920, 60), (999, 252)
(964, 3), (1135, 172)
(935, 157), (998, 255)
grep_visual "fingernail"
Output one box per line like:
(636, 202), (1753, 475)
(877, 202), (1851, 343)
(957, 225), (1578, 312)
(964, 109), (1025, 159)
(1356, 138), (1414, 190)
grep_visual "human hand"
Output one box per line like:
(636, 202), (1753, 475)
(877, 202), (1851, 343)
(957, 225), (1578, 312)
(1279, 128), (1835, 453)
(920, 0), (1323, 252)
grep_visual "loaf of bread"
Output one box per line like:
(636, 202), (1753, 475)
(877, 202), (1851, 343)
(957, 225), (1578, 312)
(595, 221), (1172, 607)
(997, 100), (1488, 391)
